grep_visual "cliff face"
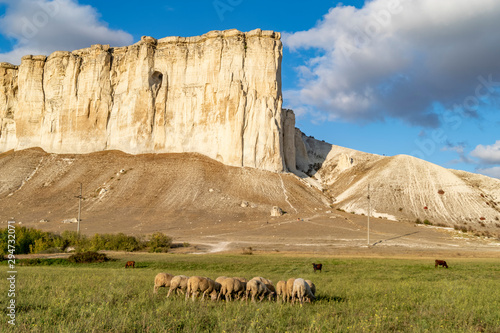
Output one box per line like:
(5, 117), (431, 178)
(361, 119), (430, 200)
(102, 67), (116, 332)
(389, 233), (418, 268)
(0, 29), (294, 172)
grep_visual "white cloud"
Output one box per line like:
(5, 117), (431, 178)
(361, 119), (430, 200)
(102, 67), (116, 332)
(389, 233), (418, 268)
(471, 140), (500, 164)
(283, 0), (500, 127)
(0, 0), (134, 65)
(477, 166), (500, 179)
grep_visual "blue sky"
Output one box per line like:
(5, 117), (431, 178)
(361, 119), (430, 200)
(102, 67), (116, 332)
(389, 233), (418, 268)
(0, 0), (499, 178)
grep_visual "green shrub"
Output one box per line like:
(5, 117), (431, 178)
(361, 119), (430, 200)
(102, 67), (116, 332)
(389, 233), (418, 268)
(0, 228), (169, 254)
(19, 258), (69, 266)
(0, 227), (64, 255)
(148, 232), (172, 253)
(88, 233), (144, 252)
(20, 258), (43, 266)
(68, 251), (109, 263)
(38, 247), (63, 254)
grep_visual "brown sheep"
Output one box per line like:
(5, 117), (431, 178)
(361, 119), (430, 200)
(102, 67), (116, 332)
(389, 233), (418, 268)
(285, 278), (296, 303)
(167, 275), (190, 297)
(291, 278), (316, 304)
(276, 280), (287, 303)
(153, 273), (174, 294)
(246, 279), (275, 302)
(185, 276), (221, 301)
(218, 277), (246, 301)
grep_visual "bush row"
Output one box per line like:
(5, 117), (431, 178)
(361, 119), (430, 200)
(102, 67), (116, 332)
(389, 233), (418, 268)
(0, 227), (172, 255)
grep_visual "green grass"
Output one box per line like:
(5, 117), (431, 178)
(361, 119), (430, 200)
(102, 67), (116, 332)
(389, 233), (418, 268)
(1, 254), (499, 332)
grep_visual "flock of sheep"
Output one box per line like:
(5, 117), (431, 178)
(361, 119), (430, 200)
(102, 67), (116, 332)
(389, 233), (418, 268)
(153, 273), (316, 304)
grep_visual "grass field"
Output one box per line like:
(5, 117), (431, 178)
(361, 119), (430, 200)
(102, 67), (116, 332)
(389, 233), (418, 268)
(1, 253), (499, 332)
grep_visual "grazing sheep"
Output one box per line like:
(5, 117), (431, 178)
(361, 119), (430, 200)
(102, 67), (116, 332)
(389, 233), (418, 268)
(252, 276), (273, 285)
(263, 282), (276, 301)
(246, 278), (275, 302)
(234, 277), (248, 284)
(291, 278), (316, 304)
(215, 276), (229, 284)
(218, 277), (246, 301)
(251, 277), (274, 300)
(125, 261), (135, 268)
(285, 278), (296, 303)
(305, 279), (316, 297)
(185, 276), (221, 301)
(153, 273), (174, 294)
(167, 275), (190, 298)
(276, 280), (287, 303)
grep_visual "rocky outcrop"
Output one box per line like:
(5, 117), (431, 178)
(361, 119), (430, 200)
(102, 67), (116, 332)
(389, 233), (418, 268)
(282, 109), (296, 172)
(0, 63), (18, 151)
(0, 29), (293, 172)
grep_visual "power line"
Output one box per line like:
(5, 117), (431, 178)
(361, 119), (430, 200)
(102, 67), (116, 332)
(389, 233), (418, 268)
(75, 183), (83, 236)
(367, 184), (371, 246)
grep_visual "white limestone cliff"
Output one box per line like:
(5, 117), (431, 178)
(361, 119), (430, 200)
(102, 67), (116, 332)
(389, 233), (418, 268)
(0, 29), (296, 172)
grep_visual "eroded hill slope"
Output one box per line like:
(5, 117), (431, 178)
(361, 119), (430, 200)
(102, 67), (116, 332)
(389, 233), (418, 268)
(0, 149), (327, 235)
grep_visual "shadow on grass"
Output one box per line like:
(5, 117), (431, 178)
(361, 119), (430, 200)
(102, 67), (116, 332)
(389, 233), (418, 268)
(316, 295), (347, 303)
(2, 304), (49, 313)
(15, 257), (117, 266)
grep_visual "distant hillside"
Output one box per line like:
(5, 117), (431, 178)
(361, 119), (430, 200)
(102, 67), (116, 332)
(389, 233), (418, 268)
(295, 131), (500, 233)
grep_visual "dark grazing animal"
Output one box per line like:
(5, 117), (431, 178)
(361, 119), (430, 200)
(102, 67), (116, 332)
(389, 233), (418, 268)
(312, 263), (322, 273)
(435, 260), (448, 268)
(125, 261), (135, 268)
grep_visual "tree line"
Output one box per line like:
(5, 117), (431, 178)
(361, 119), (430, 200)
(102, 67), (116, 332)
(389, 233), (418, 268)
(0, 227), (172, 255)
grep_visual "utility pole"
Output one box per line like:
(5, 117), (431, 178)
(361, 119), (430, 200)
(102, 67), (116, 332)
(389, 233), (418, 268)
(367, 184), (371, 246)
(76, 183), (82, 236)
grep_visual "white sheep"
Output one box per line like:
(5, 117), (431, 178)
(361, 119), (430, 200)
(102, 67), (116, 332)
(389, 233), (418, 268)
(285, 278), (296, 302)
(215, 276), (230, 284)
(153, 273), (174, 294)
(251, 277), (275, 300)
(291, 278), (315, 304)
(185, 276), (221, 301)
(234, 277), (248, 284)
(276, 280), (287, 303)
(305, 279), (316, 297)
(166, 275), (190, 297)
(251, 276), (273, 285)
(217, 277), (246, 301)
(246, 278), (274, 302)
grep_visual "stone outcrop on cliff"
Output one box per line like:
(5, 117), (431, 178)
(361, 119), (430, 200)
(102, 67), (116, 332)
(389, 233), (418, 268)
(0, 29), (297, 172)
